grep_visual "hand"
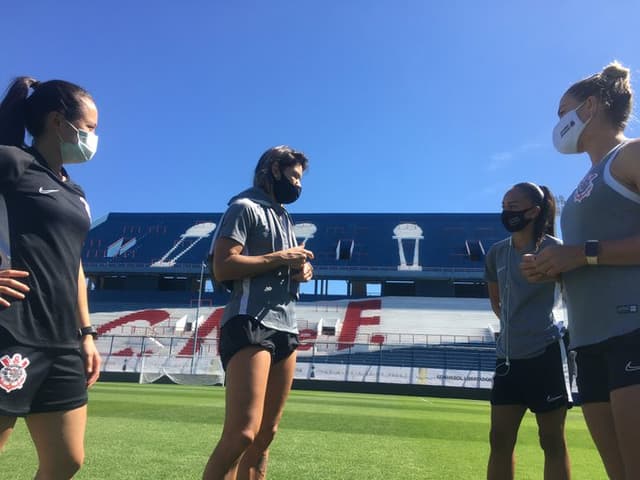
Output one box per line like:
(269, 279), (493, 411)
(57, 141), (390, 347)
(0, 269), (30, 307)
(292, 262), (314, 282)
(81, 336), (101, 387)
(520, 254), (548, 283)
(278, 245), (315, 270)
(520, 245), (585, 282)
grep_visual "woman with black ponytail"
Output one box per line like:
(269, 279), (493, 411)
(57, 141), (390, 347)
(0, 76), (100, 479)
(485, 182), (572, 480)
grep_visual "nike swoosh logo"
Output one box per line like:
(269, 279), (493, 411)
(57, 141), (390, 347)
(39, 187), (60, 194)
(546, 394), (563, 402)
(625, 362), (640, 372)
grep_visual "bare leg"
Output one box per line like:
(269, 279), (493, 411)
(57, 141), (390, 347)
(610, 384), (640, 479)
(0, 415), (17, 452)
(535, 407), (570, 480)
(25, 405), (87, 480)
(487, 404), (526, 480)
(203, 347), (272, 480)
(581, 402), (624, 480)
(238, 351), (297, 480)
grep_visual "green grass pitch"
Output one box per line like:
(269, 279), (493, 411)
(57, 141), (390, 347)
(1, 383), (606, 479)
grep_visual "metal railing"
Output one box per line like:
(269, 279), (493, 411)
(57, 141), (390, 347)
(97, 334), (497, 388)
(83, 261), (484, 274)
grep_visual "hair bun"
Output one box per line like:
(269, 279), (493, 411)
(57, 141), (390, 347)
(601, 61), (630, 81)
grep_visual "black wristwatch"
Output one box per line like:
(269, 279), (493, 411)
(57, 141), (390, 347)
(585, 240), (600, 266)
(79, 325), (99, 339)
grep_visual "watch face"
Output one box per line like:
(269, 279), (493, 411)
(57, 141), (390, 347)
(585, 240), (599, 257)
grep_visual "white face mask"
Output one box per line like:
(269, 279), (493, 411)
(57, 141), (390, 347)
(60, 120), (99, 164)
(552, 101), (591, 154)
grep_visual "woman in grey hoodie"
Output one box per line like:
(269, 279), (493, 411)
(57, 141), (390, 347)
(204, 146), (314, 480)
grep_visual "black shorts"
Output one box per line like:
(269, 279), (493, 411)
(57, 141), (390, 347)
(0, 333), (87, 416)
(491, 340), (573, 413)
(219, 315), (299, 371)
(575, 328), (640, 404)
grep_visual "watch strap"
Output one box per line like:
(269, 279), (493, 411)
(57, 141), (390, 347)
(79, 325), (99, 339)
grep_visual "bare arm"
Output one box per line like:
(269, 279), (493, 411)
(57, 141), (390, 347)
(542, 231), (640, 272)
(535, 236), (640, 275)
(585, 142), (640, 266)
(591, 142), (640, 265)
(78, 262), (101, 387)
(527, 143), (640, 277)
(77, 263), (92, 329)
(213, 237), (314, 283)
(487, 281), (500, 319)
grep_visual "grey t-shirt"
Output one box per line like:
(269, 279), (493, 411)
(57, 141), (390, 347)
(485, 235), (562, 359)
(215, 188), (299, 334)
(561, 142), (640, 348)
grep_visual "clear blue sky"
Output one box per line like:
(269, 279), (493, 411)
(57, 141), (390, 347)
(3, 1), (640, 220)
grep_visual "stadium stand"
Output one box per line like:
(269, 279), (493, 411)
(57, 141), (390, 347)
(84, 212), (508, 389)
(84, 211), (504, 298)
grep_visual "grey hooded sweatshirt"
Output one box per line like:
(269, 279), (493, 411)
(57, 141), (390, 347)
(215, 187), (299, 334)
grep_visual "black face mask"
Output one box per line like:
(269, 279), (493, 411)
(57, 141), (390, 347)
(501, 208), (532, 232)
(272, 172), (301, 204)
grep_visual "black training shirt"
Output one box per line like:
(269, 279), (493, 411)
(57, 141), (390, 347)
(0, 146), (91, 348)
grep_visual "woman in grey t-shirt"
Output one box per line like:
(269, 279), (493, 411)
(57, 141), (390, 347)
(523, 61), (640, 479)
(485, 182), (571, 480)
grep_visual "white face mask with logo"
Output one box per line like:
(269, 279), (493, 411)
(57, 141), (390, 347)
(60, 120), (99, 164)
(552, 101), (591, 154)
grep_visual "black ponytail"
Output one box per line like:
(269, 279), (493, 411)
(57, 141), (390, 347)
(0, 76), (93, 147)
(0, 77), (38, 146)
(538, 186), (556, 239)
(514, 182), (556, 247)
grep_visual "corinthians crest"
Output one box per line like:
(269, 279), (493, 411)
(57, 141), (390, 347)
(0, 353), (30, 393)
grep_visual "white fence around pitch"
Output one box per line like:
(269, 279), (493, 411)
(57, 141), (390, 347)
(90, 296), (538, 388)
(97, 335), (497, 389)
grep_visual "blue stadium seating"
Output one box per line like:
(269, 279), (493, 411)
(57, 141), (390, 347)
(298, 344), (496, 371)
(83, 212), (506, 275)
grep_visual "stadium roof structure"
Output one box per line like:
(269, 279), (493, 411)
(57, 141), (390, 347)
(82, 212), (505, 282)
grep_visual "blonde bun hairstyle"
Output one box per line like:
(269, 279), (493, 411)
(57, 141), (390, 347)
(566, 60), (633, 130)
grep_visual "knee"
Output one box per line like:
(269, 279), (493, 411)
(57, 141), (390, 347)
(39, 451), (84, 479)
(235, 428), (258, 450)
(253, 425), (278, 450)
(489, 428), (516, 453)
(66, 453), (84, 476)
(217, 427), (258, 454)
(538, 430), (566, 455)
